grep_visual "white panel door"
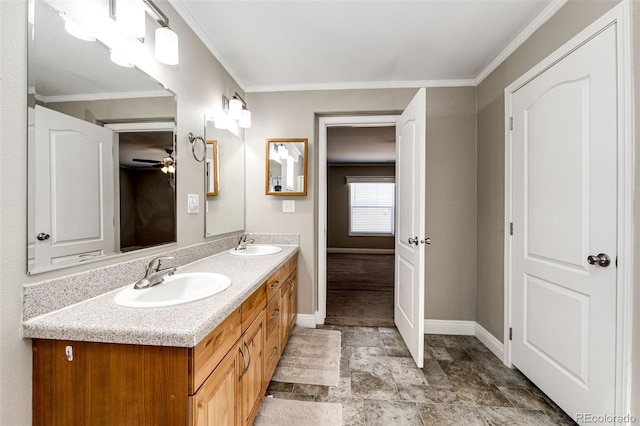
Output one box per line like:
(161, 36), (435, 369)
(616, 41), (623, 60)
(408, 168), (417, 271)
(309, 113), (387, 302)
(395, 88), (426, 368)
(510, 26), (617, 420)
(34, 105), (114, 269)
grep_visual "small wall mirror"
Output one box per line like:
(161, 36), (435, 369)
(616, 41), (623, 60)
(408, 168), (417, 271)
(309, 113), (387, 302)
(206, 141), (219, 196)
(204, 122), (245, 237)
(266, 138), (308, 195)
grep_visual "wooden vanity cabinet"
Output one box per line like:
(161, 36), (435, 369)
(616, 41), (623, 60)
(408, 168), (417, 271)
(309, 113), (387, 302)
(32, 255), (297, 426)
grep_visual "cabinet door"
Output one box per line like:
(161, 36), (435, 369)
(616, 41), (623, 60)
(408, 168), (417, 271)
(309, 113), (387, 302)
(241, 310), (265, 426)
(190, 343), (242, 426)
(280, 280), (291, 350)
(288, 270), (298, 333)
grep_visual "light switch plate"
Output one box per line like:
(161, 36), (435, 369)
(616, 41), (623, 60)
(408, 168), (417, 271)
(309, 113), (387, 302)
(187, 194), (199, 214)
(282, 200), (295, 213)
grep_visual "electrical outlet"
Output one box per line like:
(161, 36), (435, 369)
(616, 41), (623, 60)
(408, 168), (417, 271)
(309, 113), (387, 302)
(282, 200), (295, 213)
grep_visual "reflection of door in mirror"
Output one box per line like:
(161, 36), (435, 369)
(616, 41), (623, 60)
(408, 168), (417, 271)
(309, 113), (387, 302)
(30, 106), (115, 271)
(266, 139), (308, 195)
(206, 140), (219, 196)
(204, 124), (245, 238)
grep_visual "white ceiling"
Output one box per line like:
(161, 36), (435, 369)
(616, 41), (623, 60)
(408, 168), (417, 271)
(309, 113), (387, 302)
(171, 0), (562, 92)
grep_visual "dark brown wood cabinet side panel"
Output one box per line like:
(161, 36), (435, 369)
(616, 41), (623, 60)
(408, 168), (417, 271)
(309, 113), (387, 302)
(33, 339), (189, 426)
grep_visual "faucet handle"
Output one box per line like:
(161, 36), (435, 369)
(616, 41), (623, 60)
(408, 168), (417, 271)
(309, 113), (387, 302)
(147, 256), (175, 273)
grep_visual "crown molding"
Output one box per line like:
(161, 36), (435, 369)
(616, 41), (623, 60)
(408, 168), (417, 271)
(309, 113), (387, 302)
(40, 90), (172, 103)
(474, 0), (568, 85)
(246, 79), (476, 93)
(168, 0), (247, 91)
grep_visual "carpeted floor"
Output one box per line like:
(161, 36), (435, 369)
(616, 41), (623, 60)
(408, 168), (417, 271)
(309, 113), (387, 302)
(325, 253), (395, 327)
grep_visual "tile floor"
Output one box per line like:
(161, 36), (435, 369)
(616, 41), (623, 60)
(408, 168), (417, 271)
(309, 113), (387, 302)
(266, 325), (577, 426)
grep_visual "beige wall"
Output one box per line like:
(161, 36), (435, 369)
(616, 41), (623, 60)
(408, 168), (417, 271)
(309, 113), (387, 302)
(425, 87), (477, 321)
(0, 1), (243, 424)
(327, 164), (396, 250)
(245, 87), (477, 322)
(476, 0), (620, 340)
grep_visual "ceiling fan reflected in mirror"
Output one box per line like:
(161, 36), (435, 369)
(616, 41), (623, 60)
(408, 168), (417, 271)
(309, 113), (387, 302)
(132, 149), (175, 174)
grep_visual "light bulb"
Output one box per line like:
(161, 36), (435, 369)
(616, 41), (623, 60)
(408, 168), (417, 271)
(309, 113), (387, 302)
(161, 166), (168, 173)
(278, 144), (288, 159)
(239, 109), (252, 128)
(229, 98), (242, 120)
(168, 165), (175, 173)
(155, 27), (179, 65)
(116, 0), (145, 39)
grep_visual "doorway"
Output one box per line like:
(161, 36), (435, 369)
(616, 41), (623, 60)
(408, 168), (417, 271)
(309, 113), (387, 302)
(324, 125), (396, 327)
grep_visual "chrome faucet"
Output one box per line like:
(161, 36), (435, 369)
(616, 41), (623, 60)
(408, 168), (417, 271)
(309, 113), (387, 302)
(235, 234), (255, 251)
(134, 256), (176, 289)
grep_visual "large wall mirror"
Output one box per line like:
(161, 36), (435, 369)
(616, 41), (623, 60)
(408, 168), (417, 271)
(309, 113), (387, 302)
(204, 121), (245, 237)
(27, 0), (177, 274)
(266, 138), (308, 195)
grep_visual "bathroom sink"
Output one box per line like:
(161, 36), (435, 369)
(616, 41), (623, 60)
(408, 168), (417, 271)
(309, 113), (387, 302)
(114, 272), (231, 308)
(228, 245), (282, 256)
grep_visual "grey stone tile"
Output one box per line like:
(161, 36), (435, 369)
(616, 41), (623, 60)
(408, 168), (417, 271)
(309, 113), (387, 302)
(350, 347), (391, 376)
(338, 398), (366, 426)
(425, 334), (468, 349)
(327, 376), (352, 399)
(378, 326), (401, 335)
(363, 400), (424, 426)
(466, 350), (532, 388)
(340, 344), (350, 377)
(478, 407), (557, 426)
(498, 387), (555, 412)
(350, 370), (399, 400)
(422, 358), (452, 388)
(342, 330), (384, 347)
(382, 332), (413, 357)
(446, 348), (473, 361)
(292, 383), (330, 398)
(456, 386), (513, 407)
(430, 347), (454, 362)
(389, 357), (430, 386)
(397, 384), (461, 404)
(439, 361), (494, 389)
(417, 403), (486, 426)
(266, 381), (294, 393)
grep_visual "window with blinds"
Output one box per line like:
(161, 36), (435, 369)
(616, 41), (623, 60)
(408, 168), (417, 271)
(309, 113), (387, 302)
(347, 177), (395, 236)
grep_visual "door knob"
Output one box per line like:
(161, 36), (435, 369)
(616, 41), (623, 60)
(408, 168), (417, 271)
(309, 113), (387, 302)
(587, 253), (611, 267)
(421, 238), (431, 245)
(36, 233), (50, 241)
(408, 237), (419, 246)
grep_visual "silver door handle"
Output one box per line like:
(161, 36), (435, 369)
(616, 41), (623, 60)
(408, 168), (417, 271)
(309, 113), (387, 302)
(421, 238), (431, 245)
(587, 253), (611, 267)
(408, 237), (419, 246)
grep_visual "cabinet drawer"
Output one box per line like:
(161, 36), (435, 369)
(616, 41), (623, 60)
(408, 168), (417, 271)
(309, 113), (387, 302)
(241, 283), (266, 333)
(265, 268), (285, 302)
(265, 295), (281, 341)
(189, 307), (241, 394)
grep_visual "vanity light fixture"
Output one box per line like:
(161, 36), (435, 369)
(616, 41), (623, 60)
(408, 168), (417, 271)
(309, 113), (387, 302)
(109, 0), (179, 65)
(222, 93), (252, 129)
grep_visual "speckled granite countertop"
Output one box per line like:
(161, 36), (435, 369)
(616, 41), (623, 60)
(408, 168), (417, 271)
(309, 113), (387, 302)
(22, 245), (298, 347)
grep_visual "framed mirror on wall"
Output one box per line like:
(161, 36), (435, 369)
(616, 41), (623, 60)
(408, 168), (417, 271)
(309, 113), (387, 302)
(204, 122), (245, 238)
(265, 138), (308, 195)
(27, 0), (177, 274)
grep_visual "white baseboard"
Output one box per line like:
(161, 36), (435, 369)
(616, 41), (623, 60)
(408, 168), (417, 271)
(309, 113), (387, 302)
(326, 248), (395, 254)
(474, 323), (505, 361)
(424, 319), (476, 335)
(424, 319), (505, 362)
(295, 314), (317, 328)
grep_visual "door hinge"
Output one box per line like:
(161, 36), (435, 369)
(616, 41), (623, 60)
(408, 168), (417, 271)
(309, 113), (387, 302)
(509, 327), (513, 341)
(509, 117), (513, 131)
(509, 222), (513, 236)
